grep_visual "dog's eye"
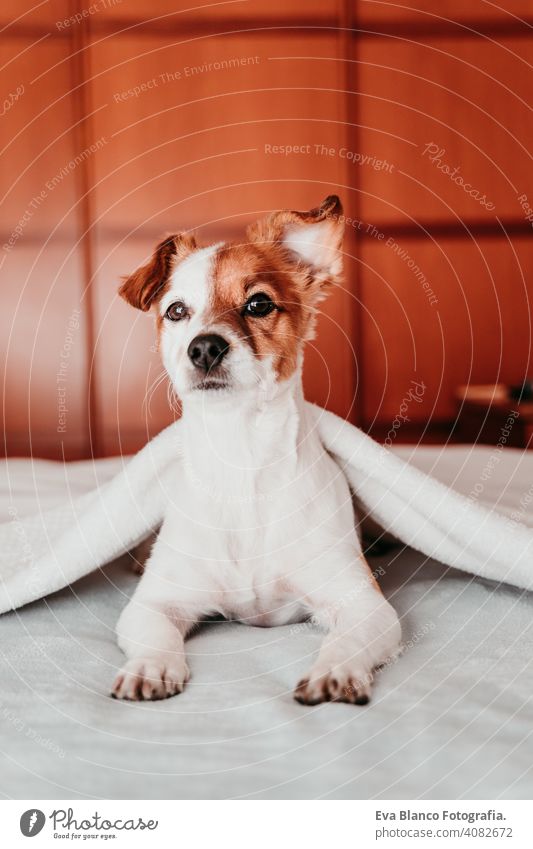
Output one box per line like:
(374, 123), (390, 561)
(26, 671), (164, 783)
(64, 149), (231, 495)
(165, 301), (188, 322)
(243, 292), (276, 317)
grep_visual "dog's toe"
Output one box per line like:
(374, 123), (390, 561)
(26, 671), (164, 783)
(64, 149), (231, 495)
(294, 669), (372, 706)
(111, 657), (189, 701)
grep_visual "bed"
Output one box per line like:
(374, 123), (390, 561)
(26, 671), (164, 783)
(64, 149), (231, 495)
(1, 444), (532, 799)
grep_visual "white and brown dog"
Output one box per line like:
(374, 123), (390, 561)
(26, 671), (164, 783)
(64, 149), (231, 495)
(112, 195), (401, 705)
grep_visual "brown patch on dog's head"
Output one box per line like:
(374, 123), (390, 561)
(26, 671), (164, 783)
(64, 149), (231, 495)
(119, 232), (197, 311)
(206, 241), (309, 380)
(227, 194), (345, 379)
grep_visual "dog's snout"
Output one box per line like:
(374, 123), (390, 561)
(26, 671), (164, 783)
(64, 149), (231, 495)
(187, 333), (229, 372)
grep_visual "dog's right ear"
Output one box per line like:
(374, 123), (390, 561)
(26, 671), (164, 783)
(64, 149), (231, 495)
(119, 233), (197, 311)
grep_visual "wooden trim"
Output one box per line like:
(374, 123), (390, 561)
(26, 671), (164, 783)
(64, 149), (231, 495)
(357, 219), (533, 239)
(6, 17), (533, 40)
(69, 1), (100, 457)
(354, 19), (533, 40)
(4, 217), (531, 247)
(340, 0), (363, 426)
(0, 20), (339, 40)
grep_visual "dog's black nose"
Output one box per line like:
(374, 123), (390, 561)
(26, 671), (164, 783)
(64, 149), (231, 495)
(187, 334), (229, 372)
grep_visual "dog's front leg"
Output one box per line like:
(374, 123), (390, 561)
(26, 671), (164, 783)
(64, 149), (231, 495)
(111, 596), (196, 701)
(294, 554), (401, 706)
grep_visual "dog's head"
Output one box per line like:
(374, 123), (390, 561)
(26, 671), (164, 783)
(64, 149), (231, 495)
(119, 196), (344, 401)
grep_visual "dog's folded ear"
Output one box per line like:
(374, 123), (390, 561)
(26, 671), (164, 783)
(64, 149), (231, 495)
(119, 233), (197, 311)
(247, 195), (345, 283)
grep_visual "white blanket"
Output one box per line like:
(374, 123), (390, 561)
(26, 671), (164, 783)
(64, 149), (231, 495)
(1, 404), (532, 615)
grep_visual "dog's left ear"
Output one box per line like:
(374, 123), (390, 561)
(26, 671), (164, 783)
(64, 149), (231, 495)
(247, 195), (344, 292)
(119, 233), (197, 311)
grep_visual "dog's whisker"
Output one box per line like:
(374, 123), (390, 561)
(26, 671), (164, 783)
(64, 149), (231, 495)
(142, 369), (169, 418)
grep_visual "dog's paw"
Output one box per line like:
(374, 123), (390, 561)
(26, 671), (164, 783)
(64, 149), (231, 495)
(111, 656), (190, 701)
(294, 668), (372, 706)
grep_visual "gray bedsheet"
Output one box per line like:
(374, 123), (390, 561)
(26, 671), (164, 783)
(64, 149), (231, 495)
(1, 447), (532, 799)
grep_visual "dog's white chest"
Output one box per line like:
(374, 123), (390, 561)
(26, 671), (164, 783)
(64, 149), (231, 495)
(152, 394), (357, 626)
(159, 446), (352, 624)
